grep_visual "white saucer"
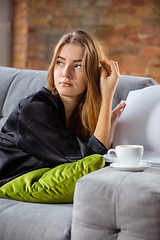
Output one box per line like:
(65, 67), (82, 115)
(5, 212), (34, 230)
(110, 162), (151, 172)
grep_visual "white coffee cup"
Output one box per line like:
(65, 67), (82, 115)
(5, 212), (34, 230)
(107, 145), (144, 167)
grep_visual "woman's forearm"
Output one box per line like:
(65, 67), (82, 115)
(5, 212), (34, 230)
(94, 97), (113, 149)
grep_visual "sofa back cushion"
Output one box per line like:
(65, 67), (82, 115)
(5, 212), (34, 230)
(0, 67), (47, 128)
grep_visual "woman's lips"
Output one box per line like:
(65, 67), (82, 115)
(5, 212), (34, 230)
(60, 81), (73, 87)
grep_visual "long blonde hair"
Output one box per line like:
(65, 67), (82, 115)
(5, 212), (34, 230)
(47, 30), (106, 141)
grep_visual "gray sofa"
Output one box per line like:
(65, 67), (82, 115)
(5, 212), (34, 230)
(0, 66), (159, 240)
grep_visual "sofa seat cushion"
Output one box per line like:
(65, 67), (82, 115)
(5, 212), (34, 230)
(0, 154), (105, 203)
(0, 198), (72, 240)
(72, 166), (160, 240)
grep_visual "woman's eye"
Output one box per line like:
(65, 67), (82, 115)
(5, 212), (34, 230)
(75, 64), (81, 68)
(57, 61), (63, 66)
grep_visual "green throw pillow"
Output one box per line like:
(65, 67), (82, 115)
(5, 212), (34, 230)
(0, 154), (105, 203)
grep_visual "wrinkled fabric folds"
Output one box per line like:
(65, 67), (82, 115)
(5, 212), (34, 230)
(0, 87), (107, 186)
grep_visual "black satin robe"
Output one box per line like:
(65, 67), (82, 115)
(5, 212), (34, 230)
(0, 87), (107, 186)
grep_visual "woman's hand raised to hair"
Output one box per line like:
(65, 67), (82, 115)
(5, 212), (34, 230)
(100, 59), (120, 100)
(93, 59), (122, 149)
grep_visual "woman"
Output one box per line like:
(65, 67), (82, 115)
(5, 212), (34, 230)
(0, 30), (125, 186)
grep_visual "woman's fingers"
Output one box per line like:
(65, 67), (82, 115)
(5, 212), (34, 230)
(103, 59), (119, 71)
(103, 59), (120, 82)
(100, 59), (121, 99)
(112, 102), (126, 119)
(100, 61), (111, 77)
(108, 102), (126, 148)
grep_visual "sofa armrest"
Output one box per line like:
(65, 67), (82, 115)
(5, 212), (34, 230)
(71, 167), (160, 240)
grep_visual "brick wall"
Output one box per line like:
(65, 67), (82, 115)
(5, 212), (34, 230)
(12, 0), (160, 83)
(12, 0), (28, 69)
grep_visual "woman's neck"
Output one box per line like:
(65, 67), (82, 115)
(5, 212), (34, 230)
(60, 95), (80, 126)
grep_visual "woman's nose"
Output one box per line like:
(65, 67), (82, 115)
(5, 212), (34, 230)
(63, 65), (72, 79)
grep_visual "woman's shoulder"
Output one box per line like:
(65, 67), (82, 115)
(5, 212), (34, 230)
(23, 87), (54, 103)
(20, 87), (62, 109)
(18, 87), (65, 122)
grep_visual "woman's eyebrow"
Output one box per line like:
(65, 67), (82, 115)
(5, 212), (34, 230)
(73, 59), (82, 63)
(57, 56), (65, 60)
(57, 56), (82, 62)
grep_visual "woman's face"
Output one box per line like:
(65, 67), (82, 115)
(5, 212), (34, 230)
(54, 44), (87, 102)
